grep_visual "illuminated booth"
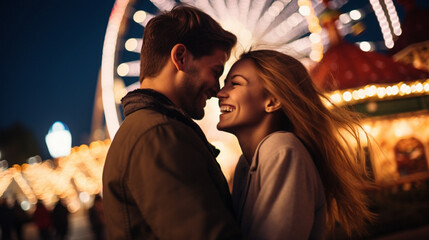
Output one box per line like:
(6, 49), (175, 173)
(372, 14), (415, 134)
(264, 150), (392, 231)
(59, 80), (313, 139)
(310, 7), (429, 186)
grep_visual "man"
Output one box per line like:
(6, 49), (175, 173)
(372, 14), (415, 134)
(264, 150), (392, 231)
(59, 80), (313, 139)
(102, 5), (242, 240)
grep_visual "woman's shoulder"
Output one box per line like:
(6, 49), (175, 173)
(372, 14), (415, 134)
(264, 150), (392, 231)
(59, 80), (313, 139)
(259, 131), (303, 152)
(257, 131), (312, 164)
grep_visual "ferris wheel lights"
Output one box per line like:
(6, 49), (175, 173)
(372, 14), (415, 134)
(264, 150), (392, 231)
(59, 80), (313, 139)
(133, 10), (147, 23)
(309, 50), (322, 62)
(369, 0), (401, 48)
(349, 10), (362, 21)
(298, 5), (310, 16)
(287, 13), (303, 27)
(309, 33), (321, 43)
(385, 39), (394, 49)
(133, 10), (155, 27)
(359, 41), (372, 52)
(150, 0), (175, 11)
(117, 61), (140, 77)
(384, 0), (401, 37)
(339, 13), (351, 24)
(267, 1), (284, 17)
(125, 38), (142, 52)
(117, 63), (129, 77)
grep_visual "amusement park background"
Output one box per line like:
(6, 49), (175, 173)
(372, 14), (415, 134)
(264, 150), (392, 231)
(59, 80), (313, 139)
(1, 0), (429, 239)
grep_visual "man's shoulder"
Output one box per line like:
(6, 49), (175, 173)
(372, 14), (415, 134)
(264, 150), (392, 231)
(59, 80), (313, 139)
(115, 108), (192, 140)
(108, 108), (192, 154)
(124, 108), (170, 127)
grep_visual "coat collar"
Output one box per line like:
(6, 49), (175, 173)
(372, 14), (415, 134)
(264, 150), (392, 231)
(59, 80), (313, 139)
(121, 88), (220, 157)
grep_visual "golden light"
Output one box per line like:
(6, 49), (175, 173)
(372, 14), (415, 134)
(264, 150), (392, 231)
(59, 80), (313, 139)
(325, 79), (429, 106)
(349, 9), (362, 21)
(343, 91), (352, 102)
(125, 38), (139, 52)
(0, 139), (111, 211)
(133, 10), (147, 23)
(359, 41), (372, 52)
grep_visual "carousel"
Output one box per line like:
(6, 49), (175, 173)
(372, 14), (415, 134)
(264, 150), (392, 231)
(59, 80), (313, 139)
(310, 4), (429, 186)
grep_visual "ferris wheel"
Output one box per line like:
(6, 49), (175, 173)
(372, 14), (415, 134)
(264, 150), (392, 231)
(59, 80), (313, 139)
(100, 0), (402, 169)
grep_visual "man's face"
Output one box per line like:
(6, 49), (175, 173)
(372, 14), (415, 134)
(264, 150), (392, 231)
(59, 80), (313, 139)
(179, 49), (227, 120)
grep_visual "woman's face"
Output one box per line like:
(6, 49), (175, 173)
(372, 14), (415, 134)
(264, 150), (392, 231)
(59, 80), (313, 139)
(216, 58), (270, 134)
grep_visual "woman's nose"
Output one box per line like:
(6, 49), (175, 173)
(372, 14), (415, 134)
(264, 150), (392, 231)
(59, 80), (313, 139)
(216, 87), (227, 98)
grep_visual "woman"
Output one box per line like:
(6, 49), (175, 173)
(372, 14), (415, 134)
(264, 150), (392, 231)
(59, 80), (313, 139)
(217, 50), (373, 239)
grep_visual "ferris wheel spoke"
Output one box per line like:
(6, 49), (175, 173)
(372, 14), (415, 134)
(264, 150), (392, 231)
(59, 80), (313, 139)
(225, 0), (240, 20)
(149, 0), (176, 11)
(133, 10), (156, 27)
(254, 0), (296, 38)
(117, 60), (140, 78)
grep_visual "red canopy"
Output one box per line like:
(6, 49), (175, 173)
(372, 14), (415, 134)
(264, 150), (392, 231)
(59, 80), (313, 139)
(310, 40), (428, 91)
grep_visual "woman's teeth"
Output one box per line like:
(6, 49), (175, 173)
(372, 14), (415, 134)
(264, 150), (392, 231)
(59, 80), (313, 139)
(220, 106), (234, 113)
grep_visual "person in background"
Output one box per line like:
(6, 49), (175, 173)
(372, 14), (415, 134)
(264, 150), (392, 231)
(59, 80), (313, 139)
(33, 200), (53, 240)
(102, 5), (242, 240)
(0, 197), (14, 240)
(13, 199), (30, 240)
(51, 199), (69, 240)
(88, 195), (105, 240)
(217, 49), (374, 239)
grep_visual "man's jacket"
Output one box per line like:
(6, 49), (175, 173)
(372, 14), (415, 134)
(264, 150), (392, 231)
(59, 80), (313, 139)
(102, 89), (242, 239)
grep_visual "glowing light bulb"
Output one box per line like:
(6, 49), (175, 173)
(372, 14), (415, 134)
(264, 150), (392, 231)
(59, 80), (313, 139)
(359, 41), (372, 52)
(349, 10), (362, 20)
(117, 63), (129, 77)
(343, 91), (352, 102)
(45, 121), (72, 158)
(133, 10), (147, 23)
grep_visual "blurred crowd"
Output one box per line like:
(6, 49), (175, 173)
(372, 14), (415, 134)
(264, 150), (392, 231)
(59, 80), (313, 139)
(0, 196), (106, 240)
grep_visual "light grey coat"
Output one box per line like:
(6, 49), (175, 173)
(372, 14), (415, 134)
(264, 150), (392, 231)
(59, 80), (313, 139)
(232, 131), (326, 240)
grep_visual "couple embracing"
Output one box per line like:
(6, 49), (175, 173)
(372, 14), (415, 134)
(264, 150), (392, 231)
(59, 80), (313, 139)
(102, 5), (373, 240)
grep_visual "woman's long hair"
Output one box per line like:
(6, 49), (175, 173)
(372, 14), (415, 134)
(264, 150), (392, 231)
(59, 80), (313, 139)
(239, 50), (374, 236)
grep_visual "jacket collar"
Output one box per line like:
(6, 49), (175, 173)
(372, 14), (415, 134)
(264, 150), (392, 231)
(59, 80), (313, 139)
(121, 88), (220, 157)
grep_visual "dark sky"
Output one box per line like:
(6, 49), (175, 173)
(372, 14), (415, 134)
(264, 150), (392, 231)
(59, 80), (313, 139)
(1, 0), (428, 161)
(1, 0), (115, 159)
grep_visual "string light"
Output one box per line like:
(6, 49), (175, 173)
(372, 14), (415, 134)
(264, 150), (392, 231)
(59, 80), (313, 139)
(326, 79), (429, 105)
(297, 0), (323, 61)
(384, 0), (402, 36)
(369, 0), (401, 49)
(0, 140), (110, 212)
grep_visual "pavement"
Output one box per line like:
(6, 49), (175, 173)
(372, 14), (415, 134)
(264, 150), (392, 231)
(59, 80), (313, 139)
(17, 210), (429, 240)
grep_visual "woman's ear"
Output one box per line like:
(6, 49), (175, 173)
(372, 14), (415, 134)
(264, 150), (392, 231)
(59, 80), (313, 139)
(171, 44), (187, 71)
(265, 97), (282, 113)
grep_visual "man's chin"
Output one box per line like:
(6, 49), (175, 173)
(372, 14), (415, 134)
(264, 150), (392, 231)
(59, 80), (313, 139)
(189, 110), (204, 120)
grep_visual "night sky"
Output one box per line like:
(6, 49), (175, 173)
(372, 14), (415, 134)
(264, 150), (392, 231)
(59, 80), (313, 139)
(1, 0), (115, 159)
(1, 0), (428, 161)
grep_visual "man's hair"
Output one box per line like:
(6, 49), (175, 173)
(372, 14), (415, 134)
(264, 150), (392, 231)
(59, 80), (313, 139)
(139, 5), (237, 83)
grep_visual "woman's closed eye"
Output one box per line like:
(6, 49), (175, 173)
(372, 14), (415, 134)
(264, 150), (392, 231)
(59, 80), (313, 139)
(231, 81), (240, 86)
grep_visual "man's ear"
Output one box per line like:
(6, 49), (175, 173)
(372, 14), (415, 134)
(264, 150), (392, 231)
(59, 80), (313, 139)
(171, 44), (187, 71)
(265, 97), (282, 113)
